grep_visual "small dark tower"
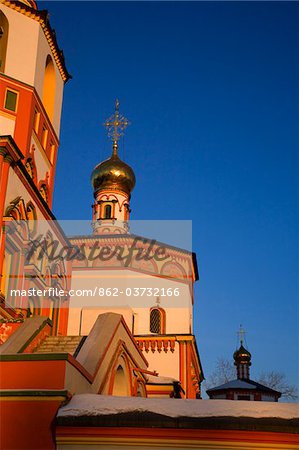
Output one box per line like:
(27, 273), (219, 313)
(233, 342), (251, 380)
(206, 326), (281, 402)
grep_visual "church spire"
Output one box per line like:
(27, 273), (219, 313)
(233, 326), (252, 380)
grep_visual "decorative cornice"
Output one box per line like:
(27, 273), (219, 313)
(0, 135), (24, 162)
(136, 337), (176, 353)
(3, 154), (13, 164)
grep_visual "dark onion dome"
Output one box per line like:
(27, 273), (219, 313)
(91, 150), (136, 196)
(233, 344), (252, 365)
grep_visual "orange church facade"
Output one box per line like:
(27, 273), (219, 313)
(0, 1), (298, 449)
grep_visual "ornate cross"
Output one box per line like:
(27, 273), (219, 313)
(104, 100), (130, 150)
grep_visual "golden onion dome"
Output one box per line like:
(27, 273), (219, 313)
(91, 146), (136, 196)
(93, 101), (135, 195)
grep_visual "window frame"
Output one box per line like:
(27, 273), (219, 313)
(104, 204), (112, 219)
(150, 307), (166, 334)
(4, 88), (19, 113)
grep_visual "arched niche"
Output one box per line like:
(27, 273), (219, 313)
(112, 364), (129, 397)
(42, 55), (56, 121)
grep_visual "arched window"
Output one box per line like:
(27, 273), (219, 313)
(42, 55), (56, 121)
(150, 308), (166, 334)
(104, 204), (112, 219)
(0, 11), (9, 73)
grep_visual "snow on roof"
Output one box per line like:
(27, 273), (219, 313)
(146, 374), (178, 384)
(57, 394), (299, 420)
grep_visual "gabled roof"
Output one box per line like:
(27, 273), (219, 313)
(206, 378), (281, 396)
(76, 313), (148, 376)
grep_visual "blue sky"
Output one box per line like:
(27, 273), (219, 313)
(42, 1), (298, 392)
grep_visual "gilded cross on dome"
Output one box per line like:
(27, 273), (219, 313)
(104, 100), (130, 154)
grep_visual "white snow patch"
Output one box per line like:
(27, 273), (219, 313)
(57, 394), (299, 420)
(146, 374), (178, 384)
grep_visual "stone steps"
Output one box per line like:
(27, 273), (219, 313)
(34, 335), (82, 355)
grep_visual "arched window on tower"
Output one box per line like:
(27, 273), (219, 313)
(104, 204), (112, 219)
(42, 55), (56, 121)
(150, 308), (166, 334)
(0, 11), (9, 73)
